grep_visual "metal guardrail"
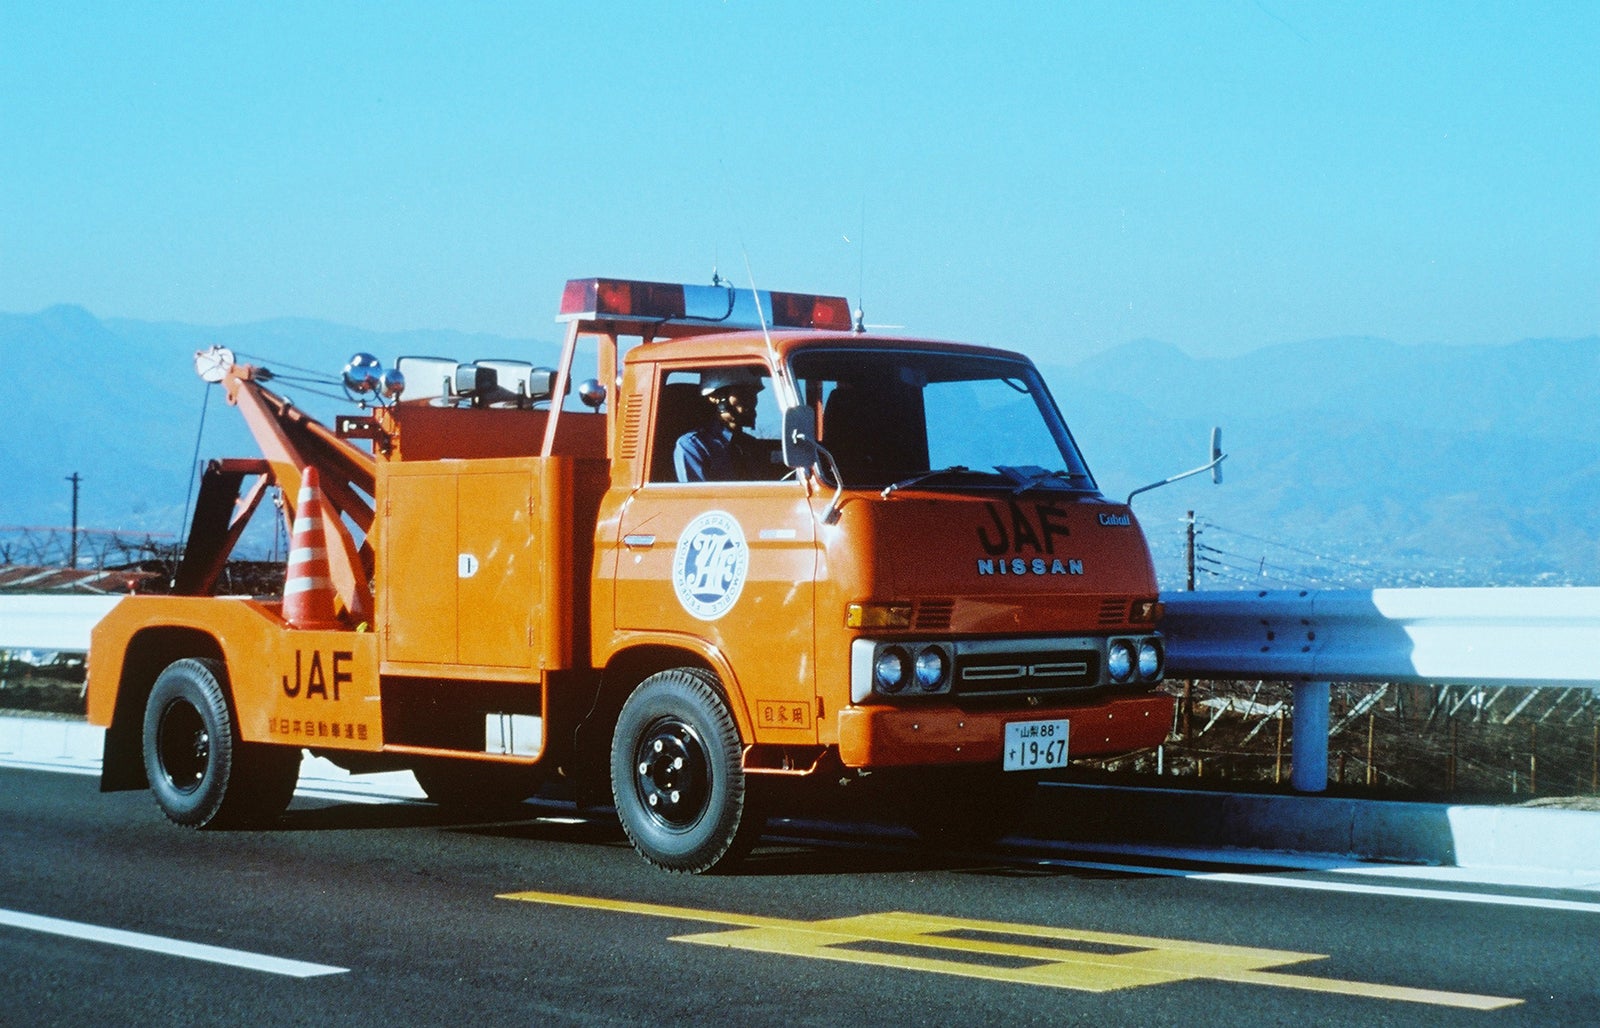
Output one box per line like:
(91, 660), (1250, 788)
(1162, 587), (1600, 688)
(5, 589), (1598, 792)
(1161, 587), (1600, 790)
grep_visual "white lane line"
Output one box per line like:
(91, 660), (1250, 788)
(1329, 862), (1600, 893)
(292, 787), (419, 805)
(1015, 854), (1600, 914)
(0, 909), (349, 977)
(0, 759), (100, 776)
(1185, 873), (1600, 915)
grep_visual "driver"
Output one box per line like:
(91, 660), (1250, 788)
(674, 368), (766, 482)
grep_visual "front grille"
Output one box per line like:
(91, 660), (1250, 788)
(953, 649), (1101, 696)
(914, 598), (954, 631)
(1097, 598), (1127, 626)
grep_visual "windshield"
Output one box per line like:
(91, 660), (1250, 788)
(789, 348), (1097, 493)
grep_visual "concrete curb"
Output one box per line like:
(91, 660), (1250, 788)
(0, 715), (103, 767)
(1033, 783), (1600, 873)
(5, 715), (1597, 873)
(0, 715), (425, 800)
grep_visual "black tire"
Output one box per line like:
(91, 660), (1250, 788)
(412, 758), (540, 814)
(141, 658), (301, 829)
(902, 767), (1038, 848)
(610, 668), (763, 873)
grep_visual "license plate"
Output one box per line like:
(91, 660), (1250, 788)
(1003, 718), (1070, 771)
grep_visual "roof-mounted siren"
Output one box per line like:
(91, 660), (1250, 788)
(557, 277), (853, 334)
(388, 356), (563, 407)
(394, 356), (459, 405)
(1126, 427), (1228, 505)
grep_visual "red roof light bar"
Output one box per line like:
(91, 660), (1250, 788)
(769, 290), (853, 332)
(559, 277), (852, 333)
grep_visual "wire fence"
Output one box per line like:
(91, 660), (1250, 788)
(1187, 517), (1442, 589)
(1145, 514), (1582, 590)
(1089, 679), (1600, 800)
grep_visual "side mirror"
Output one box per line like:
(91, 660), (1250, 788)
(781, 405), (818, 470)
(1210, 427), (1224, 485)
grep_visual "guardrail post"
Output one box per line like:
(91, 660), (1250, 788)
(1291, 681), (1331, 793)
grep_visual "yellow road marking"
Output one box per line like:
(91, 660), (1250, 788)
(498, 890), (1519, 1011)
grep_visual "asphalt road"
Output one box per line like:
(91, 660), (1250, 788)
(2, 767), (1597, 1027)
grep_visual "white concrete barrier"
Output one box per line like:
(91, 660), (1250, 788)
(0, 595), (122, 652)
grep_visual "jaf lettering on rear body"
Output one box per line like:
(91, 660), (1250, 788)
(281, 649), (353, 700)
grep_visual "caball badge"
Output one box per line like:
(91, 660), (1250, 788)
(1098, 513), (1132, 527)
(673, 511), (749, 621)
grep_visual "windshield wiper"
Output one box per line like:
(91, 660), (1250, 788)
(881, 465), (971, 499)
(1000, 466), (1093, 495)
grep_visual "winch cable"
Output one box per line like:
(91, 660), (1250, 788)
(175, 380), (213, 576)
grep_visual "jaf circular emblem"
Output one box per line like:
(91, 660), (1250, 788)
(672, 511), (749, 621)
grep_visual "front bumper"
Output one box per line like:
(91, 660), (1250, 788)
(835, 692), (1173, 769)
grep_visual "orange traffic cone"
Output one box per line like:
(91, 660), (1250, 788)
(283, 466), (341, 629)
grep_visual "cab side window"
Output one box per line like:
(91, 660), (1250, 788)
(650, 366), (782, 483)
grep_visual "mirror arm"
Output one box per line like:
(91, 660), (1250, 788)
(1126, 452), (1227, 505)
(816, 444), (846, 525)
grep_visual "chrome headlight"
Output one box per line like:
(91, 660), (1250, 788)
(1107, 639), (1136, 683)
(913, 646), (948, 692)
(874, 646), (910, 693)
(1138, 638), (1163, 681)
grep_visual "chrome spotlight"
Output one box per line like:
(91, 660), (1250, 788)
(343, 353), (383, 394)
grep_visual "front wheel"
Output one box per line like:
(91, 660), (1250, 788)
(141, 658), (300, 829)
(610, 668), (763, 873)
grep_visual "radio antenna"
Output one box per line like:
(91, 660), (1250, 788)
(855, 199), (866, 332)
(741, 248), (799, 408)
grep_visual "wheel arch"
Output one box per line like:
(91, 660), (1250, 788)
(100, 627), (226, 792)
(571, 640), (746, 807)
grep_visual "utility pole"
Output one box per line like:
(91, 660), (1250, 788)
(66, 472), (82, 569)
(1185, 510), (1196, 591)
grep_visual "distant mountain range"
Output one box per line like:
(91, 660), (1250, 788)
(2, 304), (1594, 589)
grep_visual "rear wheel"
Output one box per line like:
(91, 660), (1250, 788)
(142, 658), (300, 828)
(610, 668), (763, 873)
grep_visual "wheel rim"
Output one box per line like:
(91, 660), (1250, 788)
(632, 716), (710, 830)
(156, 699), (209, 794)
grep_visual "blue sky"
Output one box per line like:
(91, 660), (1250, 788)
(2, 1), (1596, 361)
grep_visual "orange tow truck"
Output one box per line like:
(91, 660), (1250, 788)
(88, 277), (1173, 871)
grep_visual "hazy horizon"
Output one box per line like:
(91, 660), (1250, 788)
(2, 4), (1594, 366)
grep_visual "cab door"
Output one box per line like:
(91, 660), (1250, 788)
(612, 364), (818, 744)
